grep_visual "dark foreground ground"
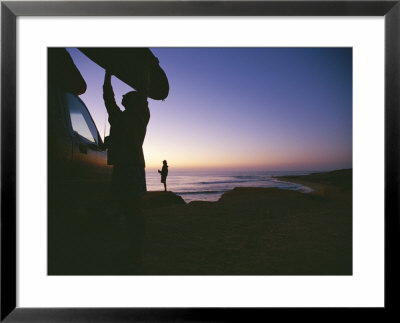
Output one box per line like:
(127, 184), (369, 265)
(49, 169), (352, 275)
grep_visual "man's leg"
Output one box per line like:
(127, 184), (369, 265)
(125, 196), (145, 274)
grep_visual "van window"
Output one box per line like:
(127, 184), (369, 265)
(66, 93), (99, 144)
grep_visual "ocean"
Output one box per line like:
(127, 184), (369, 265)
(145, 169), (314, 203)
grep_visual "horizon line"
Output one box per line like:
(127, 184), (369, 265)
(145, 166), (353, 172)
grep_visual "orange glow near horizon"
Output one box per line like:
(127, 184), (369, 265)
(144, 137), (352, 171)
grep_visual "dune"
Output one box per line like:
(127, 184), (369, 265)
(142, 191), (186, 209)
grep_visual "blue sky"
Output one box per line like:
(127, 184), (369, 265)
(68, 47), (352, 171)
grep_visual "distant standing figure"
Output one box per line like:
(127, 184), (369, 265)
(158, 160), (168, 192)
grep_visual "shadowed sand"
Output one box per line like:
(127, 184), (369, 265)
(48, 169), (352, 275)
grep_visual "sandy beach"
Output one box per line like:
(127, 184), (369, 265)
(49, 169), (352, 275)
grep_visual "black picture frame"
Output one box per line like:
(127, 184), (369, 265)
(1, 0), (399, 321)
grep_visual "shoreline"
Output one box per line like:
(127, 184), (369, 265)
(273, 168), (352, 193)
(146, 169), (351, 204)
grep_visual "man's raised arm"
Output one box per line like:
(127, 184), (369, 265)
(103, 71), (121, 118)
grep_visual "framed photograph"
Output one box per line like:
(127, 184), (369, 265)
(1, 0), (399, 321)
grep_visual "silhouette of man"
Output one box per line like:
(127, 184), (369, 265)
(158, 160), (168, 192)
(103, 71), (149, 273)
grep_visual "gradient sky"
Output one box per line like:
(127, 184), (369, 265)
(67, 47), (352, 171)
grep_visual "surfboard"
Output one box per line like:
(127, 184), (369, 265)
(48, 48), (87, 95)
(78, 48), (169, 101)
